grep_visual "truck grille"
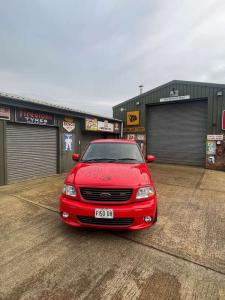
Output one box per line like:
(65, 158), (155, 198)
(77, 216), (134, 226)
(80, 188), (133, 202)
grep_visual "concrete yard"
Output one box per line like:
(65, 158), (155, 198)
(0, 164), (225, 300)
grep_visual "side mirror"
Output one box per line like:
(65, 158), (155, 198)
(146, 155), (155, 163)
(72, 153), (80, 161)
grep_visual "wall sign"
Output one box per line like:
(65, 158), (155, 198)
(207, 134), (224, 141)
(0, 106), (10, 120)
(64, 133), (73, 151)
(98, 120), (114, 132)
(123, 127), (145, 133)
(127, 134), (136, 140)
(160, 95), (190, 102)
(85, 118), (121, 133)
(222, 110), (225, 130)
(127, 111), (140, 126)
(136, 134), (145, 141)
(15, 109), (55, 126)
(114, 122), (121, 133)
(206, 141), (216, 155)
(85, 118), (98, 131)
(63, 121), (75, 132)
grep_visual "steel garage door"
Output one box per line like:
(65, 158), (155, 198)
(147, 101), (208, 166)
(7, 124), (57, 183)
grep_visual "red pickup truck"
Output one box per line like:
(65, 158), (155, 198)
(60, 139), (157, 230)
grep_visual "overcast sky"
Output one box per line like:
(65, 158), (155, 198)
(0, 0), (225, 116)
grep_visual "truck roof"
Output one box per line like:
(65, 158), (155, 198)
(90, 139), (136, 144)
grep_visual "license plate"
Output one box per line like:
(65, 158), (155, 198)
(95, 208), (114, 219)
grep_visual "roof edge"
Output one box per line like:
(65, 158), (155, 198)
(113, 79), (225, 108)
(0, 91), (121, 122)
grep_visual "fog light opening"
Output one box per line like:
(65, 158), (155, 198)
(62, 212), (69, 219)
(144, 216), (153, 223)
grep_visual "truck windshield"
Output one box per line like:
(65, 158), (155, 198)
(81, 143), (144, 163)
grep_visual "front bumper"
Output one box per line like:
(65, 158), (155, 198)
(59, 195), (157, 230)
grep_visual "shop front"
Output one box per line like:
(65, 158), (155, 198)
(0, 94), (122, 185)
(113, 80), (225, 170)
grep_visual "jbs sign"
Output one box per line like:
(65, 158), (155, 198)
(127, 111), (140, 126)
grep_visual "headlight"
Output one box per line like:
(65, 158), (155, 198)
(136, 187), (155, 199)
(63, 184), (77, 197)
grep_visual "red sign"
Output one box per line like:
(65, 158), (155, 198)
(15, 109), (55, 126)
(222, 110), (225, 130)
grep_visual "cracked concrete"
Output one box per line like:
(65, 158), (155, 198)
(0, 164), (225, 299)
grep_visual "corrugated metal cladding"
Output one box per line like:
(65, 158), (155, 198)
(7, 124), (57, 183)
(113, 80), (225, 167)
(147, 100), (208, 166)
(0, 122), (5, 185)
(113, 80), (225, 134)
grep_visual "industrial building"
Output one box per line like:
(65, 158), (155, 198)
(0, 92), (122, 185)
(113, 80), (225, 170)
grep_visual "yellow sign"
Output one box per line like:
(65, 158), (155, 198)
(127, 111), (140, 125)
(85, 118), (98, 131)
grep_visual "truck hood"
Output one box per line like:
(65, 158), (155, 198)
(66, 163), (152, 187)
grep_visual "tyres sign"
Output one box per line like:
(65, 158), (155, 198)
(15, 109), (55, 126)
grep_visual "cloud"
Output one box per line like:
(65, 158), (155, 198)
(0, 0), (225, 116)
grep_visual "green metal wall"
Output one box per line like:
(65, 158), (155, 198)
(113, 80), (225, 134)
(0, 120), (6, 185)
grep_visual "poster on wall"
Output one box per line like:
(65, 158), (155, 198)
(207, 156), (215, 164)
(64, 133), (73, 151)
(0, 106), (10, 120)
(85, 118), (98, 131)
(98, 120), (114, 132)
(206, 136), (225, 170)
(206, 141), (216, 155)
(15, 109), (55, 126)
(114, 122), (121, 133)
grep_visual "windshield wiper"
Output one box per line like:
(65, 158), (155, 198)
(82, 158), (140, 163)
(82, 158), (117, 162)
(114, 158), (139, 161)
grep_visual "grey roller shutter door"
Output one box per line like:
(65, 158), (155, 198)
(147, 100), (208, 166)
(7, 124), (57, 183)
